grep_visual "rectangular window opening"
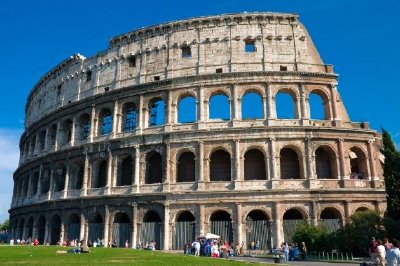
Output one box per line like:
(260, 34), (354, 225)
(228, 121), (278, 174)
(216, 68), (223, 73)
(154, 76), (160, 81)
(104, 87), (110, 92)
(280, 65), (288, 71)
(128, 55), (136, 67)
(86, 70), (92, 82)
(245, 41), (256, 53)
(182, 46), (192, 58)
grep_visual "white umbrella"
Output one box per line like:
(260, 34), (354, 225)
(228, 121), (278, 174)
(203, 233), (220, 239)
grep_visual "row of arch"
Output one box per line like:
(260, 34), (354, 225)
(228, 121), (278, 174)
(21, 87), (332, 161)
(12, 205), (371, 249)
(14, 144), (370, 201)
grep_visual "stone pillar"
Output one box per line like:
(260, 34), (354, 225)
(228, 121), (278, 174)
(163, 143), (171, 191)
(233, 140), (241, 189)
(269, 138), (277, 180)
(43, 127), (49, 151)
(70, 116), (76, 146)
(299, 83), (308, 121)
(60, 211), (66, 243)
(367, 140), (377, 181)
(112, 99), (119, 136)
(134, 146), (140, 192)
(197, 141), (204, 190)
(266, 83), (274, 120)
(89, 104), (96, 142)
(80, 212), (85, 241)
(338, 139), (347, 179)
(54, 120), (61, 151)
(231, 83), (239, 121)
(330, 83), (339, 122)
(311, 201), (318, 226)
(36, 165), (43, 197)
(106, 151), (113, 194)
(63, 164), (70, 199)
(48, 169), (54, 200)
(137, 95), (144, 134)
(163, 204), (170, 250)
(235, 203), (243, 245)
(165, 91), (172, 131)
(44, 217), (50, 245)
(131, 204), (138, 248)
(197, 86), (205, 128)
(104, 206), (110, 247)
(343, 201), (351, 225)
(272, 202), (282, 248)
(197, 204), (205, 236)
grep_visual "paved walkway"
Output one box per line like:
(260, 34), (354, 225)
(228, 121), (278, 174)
(230, 256), (358, 266)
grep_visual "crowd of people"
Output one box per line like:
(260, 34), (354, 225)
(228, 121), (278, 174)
(368, 237), (400, 266)
(183, 239), (246, 258)
(276, 241), (307, 261)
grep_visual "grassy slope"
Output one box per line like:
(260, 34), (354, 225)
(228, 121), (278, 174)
(0, 246), (271, 265)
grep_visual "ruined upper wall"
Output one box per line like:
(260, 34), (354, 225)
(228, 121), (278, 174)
(25, 12), (333, 128)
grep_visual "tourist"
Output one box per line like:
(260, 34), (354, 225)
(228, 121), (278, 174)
(80, 240), (90, 253)
(369, 237), (379, 264)
(384, 238), (393, 251)
(300, 241), (307, 260)
(235, 242), (240, 256)
(33, 239), (39, 246)
(125, 240), (129, 248)
(240, 241), (245, 255)
(255, 240), (260, 250)
(377, 239), (386, 266)
(250, 241), (255, 250)
(212, 242), (219, 258)
(283, 242), (289, 261)
(387, 239), (400, 266)
(194, 240), (200, 256)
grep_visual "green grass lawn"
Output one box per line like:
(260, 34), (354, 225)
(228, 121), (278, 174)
(0, 245), (274, 265)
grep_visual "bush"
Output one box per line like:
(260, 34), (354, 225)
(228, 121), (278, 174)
(291, 222), (329, 252)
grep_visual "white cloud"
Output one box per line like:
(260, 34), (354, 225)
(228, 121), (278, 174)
(0, 129), (22, 222)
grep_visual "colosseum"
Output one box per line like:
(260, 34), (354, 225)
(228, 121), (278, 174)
(9, 12), (386, 250)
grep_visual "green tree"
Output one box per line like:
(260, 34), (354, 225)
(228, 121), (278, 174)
(381, 129), (400, 220)
(0, 219), (9, 231)
(291, 222), (329, 252)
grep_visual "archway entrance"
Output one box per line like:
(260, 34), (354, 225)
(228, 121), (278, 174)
(320, 208), (341, 233)
(67, 214), (81, 241)
(173, 211), (195, 250)
(140, 211), (162, 250)
(112, 212), (131, 247)
(50, 215), (61, 245)
(37, 216), (46, 244)
(210, 211), (233, 243)
(26, 217), (34, 240)
(282, 209), (305, 243)
(246, 210), (271, 250)
(88, 212), (103, 244)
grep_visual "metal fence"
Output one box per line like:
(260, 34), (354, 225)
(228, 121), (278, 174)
(173, 221), (195, 250)
(283, 219), (303, 242)
(88, 223), (103, 243)
(112, 223), (131, 247)
(67, 224), (80, 241)
(246, 220), (270, 250)
(211, 221), (233, 243)
(139, 222), (161, 250)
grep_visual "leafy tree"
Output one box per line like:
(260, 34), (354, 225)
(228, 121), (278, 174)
(291, 222), (329, 252)
(381, 129), (400, 220)
(0, 219), (9, 231)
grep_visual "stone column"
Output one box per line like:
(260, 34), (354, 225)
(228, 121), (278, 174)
(60, 211), (66, 243)
(43, 127), (49, 151)
(233, 140), (241, 189)
(112, 99), (119, 136)
(311, 201), (318, 226)
(235, 204), (243, 245)
(137, 95), (144, 134)
(48, 169), (54, 200)
(231, 83), (239, 121)
(63, 164), (70, 199)
(80, 212), (85, 241)
(367, 140), (377, 181)
(197, 86), (205, 129)
(131, 204), (138, 248)
(343, 201), (351, 225)
(197, 141), (205, 190)
(197, 204), (205, 236)
(338, 139), (347, 179)
(106, 151), (113, 194)
(44, 216), (50, 245)
(104, 206), (110, 247)
(163, 204), (170, 250)
(89, 104), (96, 142)
(70, 116), (76, 146)
(163, 143), (171, 191)
(165, 91), (172, 131)
(269, 138), (277, 180)
(54, 120), (61, 151)
(330, 83), (339, 122)
(271, 202), (282, 248)
(134, 146), (140, 193)
(36, 165), (43, 198)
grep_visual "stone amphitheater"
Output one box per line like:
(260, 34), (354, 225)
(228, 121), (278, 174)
(9, 12), (386, 250)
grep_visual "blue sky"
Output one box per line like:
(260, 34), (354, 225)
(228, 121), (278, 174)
(0, 0), (399, 222)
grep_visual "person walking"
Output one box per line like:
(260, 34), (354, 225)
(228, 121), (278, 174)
(377, 239), (386, 266)
(387, 239), (400, 266)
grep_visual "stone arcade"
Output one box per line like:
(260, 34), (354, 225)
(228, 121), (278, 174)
(10, 12), (386, 250)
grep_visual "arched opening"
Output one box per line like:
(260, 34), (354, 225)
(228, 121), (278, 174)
(244, 149), (266, 180)
(53, 167), (66, 192)
(149, 98), (165, 127)
(209, 94), (230, 120)
(309, 92), (328, 120)
(242, 92), (263, 119)
(59, 119), (72, 146)
(38, 130), (46, 152)
(178, 96), (196, 123)
(112, 212), (131, 247)
(355, 207), (370, 213)
(67, 214), (81, 241)
(49, 124), (57, 149)
(88, 212), (103, 244)
(320, 208), (341, 233)
(30, 172), (39, 196)
(22, 177), (29, 198)
(70, 163), (84, 190)
(50, 215), (62, 245)
(77, 113), (91, 141)
(99, 109), (112, 135)
(280, 148), (301, 179)
(92, 159), (107, 188)
(29, 135), (36, 156)
(41, 169), (50, 194)
(122, 103), (138, 132)
(37, 216), (46, 244)
(210, 211), (233, 243)
(210, 150), (231, 181)
(316, 147), (337, 179)
(276, 92), (297, 119)
(117, 156), (133, 186)
(26, 217), (34, 240)
(141, 210), (162, 250)
(146, 152), (163, 184)
(349, 147), (368, 179)
(17, 218), (24, 240)
(177, 152), (195, 182)
(283, 209), (305, 243)
(246, 210), (271, 251)
(173, 211), (195, 250)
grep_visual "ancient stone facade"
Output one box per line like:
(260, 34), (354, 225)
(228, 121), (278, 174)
(10, 12), (386, 250)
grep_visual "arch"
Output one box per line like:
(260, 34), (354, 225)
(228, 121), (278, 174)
(30, 172), (39, 196)
(99, 108), (112, 135)
(141, 210), (162, 250)
(210, 210), (233, 243)
(354, 206), (370, 213)
(67, 213), (81, 241)
(50, 215), (62, 245)
(88, 211), (104, 243)
(246, 210), (271, 251)
(349, 147), (368, 179)
(112, 212), (131, 247)
(59, 119), (72, 146)
(40, 169), (51, 194)
(37, 216), (46, 244)
(275, 91), (297, 119)
(70, 162), (84, 190)
(122, 103), (138, 132)
(17, 218), (25, 240)
(38, 130), (46, 152)
(26, 217), (34, 240)
(282, 208), (306, 242)
(308, 89), (330, 120)
(92, 159), (107, 188)
(320, 207), (342, 233)
(244, 149), (266, 180)
(177, 151), (195, 182)
(77, 113), (91, 141)
(209, 93), (230, 120)
(210, 150), (231, 181)
(22, 176), (29, 198)
(280, 148), (301, 179)
(53, 166), (66, 192)
(178, 96), (197, 123)
(149, 98), (165, 127)
(49, 124), (57, 149)
(146, 151), (163, 184)
(117, 155), (133, 186)
(315, 146), (338, 179)
(173, 211), (196, 250)
(242, 92), (263, 119)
